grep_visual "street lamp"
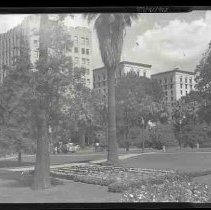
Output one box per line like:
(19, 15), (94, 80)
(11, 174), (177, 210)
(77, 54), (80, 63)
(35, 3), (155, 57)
(49, 126), (52, 153)
(179, 115), (186, 150)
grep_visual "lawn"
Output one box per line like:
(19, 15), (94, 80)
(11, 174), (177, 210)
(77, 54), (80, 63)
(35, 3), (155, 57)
(0, 170), (121, 203)
(1, 151), (211, 202)
(0, 153), (106, 168)
(118, 152), (211, 173)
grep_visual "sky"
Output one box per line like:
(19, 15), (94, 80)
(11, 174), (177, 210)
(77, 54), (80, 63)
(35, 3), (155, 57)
(0, 11), (211, 75)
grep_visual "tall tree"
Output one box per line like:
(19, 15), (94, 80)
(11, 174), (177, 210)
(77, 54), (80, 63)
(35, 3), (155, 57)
(0, 29), (35, 164)
(33, 15), (74, 189)
(84, 14), (139, 163)
(195, 41), (211, 125)
(33, 14), (51, 189)
(116, 72), (164, 151)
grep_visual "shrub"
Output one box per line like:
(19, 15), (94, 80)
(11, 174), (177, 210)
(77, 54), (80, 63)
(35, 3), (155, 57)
(108, 173), (188, 193)
(121, 175), (210, 202)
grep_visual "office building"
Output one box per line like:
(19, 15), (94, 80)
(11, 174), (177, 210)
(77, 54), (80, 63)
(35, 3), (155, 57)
(151, 67), (196, 112)
(0, 15), (93, 89)
(93, 61), (152, 97)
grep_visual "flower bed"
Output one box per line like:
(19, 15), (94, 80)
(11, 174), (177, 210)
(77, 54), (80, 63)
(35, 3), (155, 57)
(121, 174), (210, 202)
(50, 164), (176, 191)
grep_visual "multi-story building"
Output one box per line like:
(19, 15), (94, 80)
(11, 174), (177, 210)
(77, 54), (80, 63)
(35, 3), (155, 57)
(151, 67), (196, 112)
(65, 26), (93, 89)
(0, 15), (93, 89)
(93, 61), (152, 97)
(0, 15), (40, 83)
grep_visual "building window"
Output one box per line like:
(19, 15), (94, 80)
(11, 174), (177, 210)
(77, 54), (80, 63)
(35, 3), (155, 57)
(34, 39), (38, 48)
(103, 81), (106, 86)
(180, 84), (183, 89)
(98, 75), (101, 81)
(186, 91), (188, 95)
(190, 85), (192, 90)
(159, 79), (162, 84)
(34, 50), (39, 58)
(165, 85), (167, 90)
(81, 48), (85, 54)
(171, 97), (174, 101)
(185, 77), (187, 83)
(189, 78), (192, 83)
(85, 38), (89, 45)
(98, 82), (101, 87)
(74, 57), (79, 65)
(143, 71), (146, 77)
(181, 90), (183, 95)
(86, 49), (89, 55)
(180, 77), (182, 82)
(170, 84), (173, 89)
(82, 58), (86, 65)
(103, 73), (106, 80)
(164, 77), (167, 83)
(171, 90), (173, 95)
(81, 37), (85, 45)
(86, 69), (90, 75)
(170, 77), (173, 83)
(74, 47), (78, 53)
(87, 78), (90, 84)
(185, 84), (188, 89)
(86, 59), (90, 65)
(74, 36), (78, 44)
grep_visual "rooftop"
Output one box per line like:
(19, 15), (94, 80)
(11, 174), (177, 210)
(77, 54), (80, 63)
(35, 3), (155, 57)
(151, 68), (195, 77)
(93, 61), (152, 71)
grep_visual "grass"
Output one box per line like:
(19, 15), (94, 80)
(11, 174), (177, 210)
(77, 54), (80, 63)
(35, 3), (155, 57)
(0, 169), (121, 203)
(118, 152), (211, 173)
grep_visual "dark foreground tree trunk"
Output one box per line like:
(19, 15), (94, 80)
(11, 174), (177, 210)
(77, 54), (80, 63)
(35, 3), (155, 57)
(32, 14), (51, 190)
(107, 70), (118, 163)
(33, 113), (51, 190)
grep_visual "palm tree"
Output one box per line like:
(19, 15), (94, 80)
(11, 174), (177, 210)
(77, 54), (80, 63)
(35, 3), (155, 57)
(84, 14), (139, 163)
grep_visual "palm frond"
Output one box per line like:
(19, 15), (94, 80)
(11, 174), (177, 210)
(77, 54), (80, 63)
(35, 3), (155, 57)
(83, 14), (98, 23)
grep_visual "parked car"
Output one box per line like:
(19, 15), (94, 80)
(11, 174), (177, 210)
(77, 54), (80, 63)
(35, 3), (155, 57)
(64, 143), (80, 153)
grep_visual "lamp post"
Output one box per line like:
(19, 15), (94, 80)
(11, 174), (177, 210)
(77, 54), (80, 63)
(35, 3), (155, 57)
(179, 115), (186, 150)
(49, 126), (52, 153)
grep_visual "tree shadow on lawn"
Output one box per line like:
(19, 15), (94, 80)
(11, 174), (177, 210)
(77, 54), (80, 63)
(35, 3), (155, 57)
(0, 170), (64, 189)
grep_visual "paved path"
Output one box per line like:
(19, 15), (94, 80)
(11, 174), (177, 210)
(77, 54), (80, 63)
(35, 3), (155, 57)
(90, 152), (156, 164)
(4, 152), (156, 172)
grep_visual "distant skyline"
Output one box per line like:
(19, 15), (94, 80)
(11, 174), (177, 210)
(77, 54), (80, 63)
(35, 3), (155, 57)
(0, 11), (210, 75)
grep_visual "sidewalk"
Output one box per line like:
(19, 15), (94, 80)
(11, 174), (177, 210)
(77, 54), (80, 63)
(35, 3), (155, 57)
(4, 152), (157, 172)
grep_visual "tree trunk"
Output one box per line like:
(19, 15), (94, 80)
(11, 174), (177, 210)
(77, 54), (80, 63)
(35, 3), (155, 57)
(18, 151), (22, 165)
(107, 70), (118, 163)
(33, 112), (51, 190)
(142, 138), (145, 153)
(33, 14), (51, 190)
(80, 130), (86, 148)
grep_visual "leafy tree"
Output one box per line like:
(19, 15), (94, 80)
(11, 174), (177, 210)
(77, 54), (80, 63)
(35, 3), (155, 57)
(116, 72), (164, 151)
(84, 14), (139, 163)
(148, 123), (178, 150)
(0, 30), (35, 163)
(195, 41), (211, 125)
(31, 15), (75, 189)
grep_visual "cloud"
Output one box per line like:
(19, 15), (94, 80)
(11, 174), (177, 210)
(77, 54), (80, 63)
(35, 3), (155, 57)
(64, 14), (89, 28)
(0, 14), (29, 33)
(134, 11), (211, 73)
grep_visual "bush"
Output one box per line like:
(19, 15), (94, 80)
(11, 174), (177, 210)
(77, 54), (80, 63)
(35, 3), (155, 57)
(121, 174), (210, 202)
(108, 173), (189, 193)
